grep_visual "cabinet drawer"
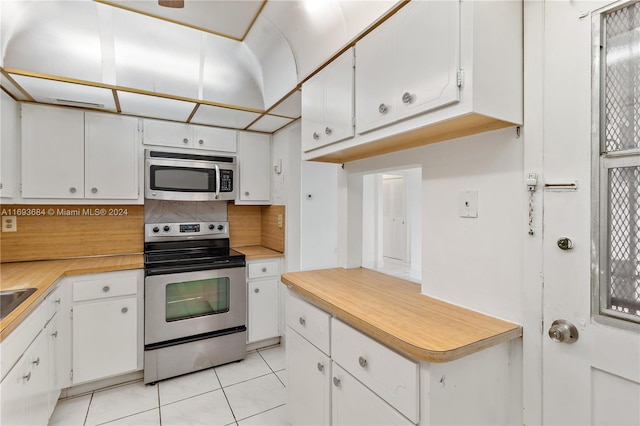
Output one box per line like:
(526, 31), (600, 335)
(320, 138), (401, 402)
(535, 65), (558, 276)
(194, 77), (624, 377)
(73, 275), (137, 302)
(331, 319), (419, 423)
(248, 261), (279, 279)
(286, 290), (331, 355)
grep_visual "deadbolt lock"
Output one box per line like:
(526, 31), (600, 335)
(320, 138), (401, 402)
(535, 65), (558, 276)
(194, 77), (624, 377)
(557, 237), (574, 250)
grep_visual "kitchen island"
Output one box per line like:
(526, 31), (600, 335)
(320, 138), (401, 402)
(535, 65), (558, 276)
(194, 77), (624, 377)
(282, 267), (523, 425)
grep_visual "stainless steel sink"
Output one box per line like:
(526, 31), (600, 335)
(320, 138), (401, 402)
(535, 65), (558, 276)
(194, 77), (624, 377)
(1, 288), (37, 320)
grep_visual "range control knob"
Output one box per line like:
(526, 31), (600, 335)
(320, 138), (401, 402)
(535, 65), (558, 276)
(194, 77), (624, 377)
(152, 227), (160, 233)
(217, 225), (224, 231)
(208, 224), (215, 230)
(163, 225), (170, 232)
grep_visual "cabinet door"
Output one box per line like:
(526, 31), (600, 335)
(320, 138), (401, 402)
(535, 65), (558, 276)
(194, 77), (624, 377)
(395, 1), (460, 118)
(286, 327), (331, 426)
(247, 279), (279, 343)
(237, 132), (270, 204)
(143, 119), (192, 148)
(331, 363), (412, 426)
(301, 71), (324, 152)
(24, 330), (50, 426)
(323, 47), (355, 146)
(1, 353), (28, 425)
(85, 113), (139, 199)
(193, 125), (237, 153)
(355, 22), (396, 134)
(72, 297), (137, 384)
(21, 104), (84, 198)
(45, 315), (61, 418)
(1, 91), (18, 198)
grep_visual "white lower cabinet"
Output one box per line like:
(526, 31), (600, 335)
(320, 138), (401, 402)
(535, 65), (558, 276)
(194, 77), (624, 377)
(331, 363), (413, 426)
(247, 259), (281, 343)
(71, 271), (141, 384)
(286, 327), (331, 425)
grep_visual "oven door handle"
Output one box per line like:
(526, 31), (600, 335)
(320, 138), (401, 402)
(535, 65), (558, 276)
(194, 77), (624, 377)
(214, 164), (220, 200)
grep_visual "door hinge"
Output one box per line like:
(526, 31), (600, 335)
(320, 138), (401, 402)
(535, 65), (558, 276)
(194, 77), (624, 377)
(70, 308), (73, 319)
(457, 69), (465, 89)
(352, 116), (355, 127)
(70, 370), (73, 380)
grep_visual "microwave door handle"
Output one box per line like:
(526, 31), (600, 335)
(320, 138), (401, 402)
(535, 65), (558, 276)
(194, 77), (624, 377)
(214, 164), (220, 200)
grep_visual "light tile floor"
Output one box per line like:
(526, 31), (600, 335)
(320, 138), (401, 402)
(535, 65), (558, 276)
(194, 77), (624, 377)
(49, 345), (290, 426)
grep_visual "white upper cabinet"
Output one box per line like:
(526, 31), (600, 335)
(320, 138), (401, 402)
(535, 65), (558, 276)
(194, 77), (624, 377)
(237, 132), (271, 204)
(356, 1), (459, 134)
(21, 104), (85, 199)
(143, 119), (236, 153)
(302, 48), (355, 152)
(1, 92), (19, 199)
(85, 113), (139, 199)
(21, 104), (141, 202)
(303, 0), (523, 163)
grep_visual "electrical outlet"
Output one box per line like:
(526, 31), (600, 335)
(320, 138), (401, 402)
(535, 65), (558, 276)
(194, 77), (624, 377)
(2, 216), (17, 232)
(277, 214), (283, 229)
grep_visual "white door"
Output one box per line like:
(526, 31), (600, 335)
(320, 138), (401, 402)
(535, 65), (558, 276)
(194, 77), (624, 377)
(538, 1), (640, 424)
(382, 175), (406, 261)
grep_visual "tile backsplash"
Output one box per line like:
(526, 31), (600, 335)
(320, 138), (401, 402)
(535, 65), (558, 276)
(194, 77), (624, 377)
(144, 200), (228, 223)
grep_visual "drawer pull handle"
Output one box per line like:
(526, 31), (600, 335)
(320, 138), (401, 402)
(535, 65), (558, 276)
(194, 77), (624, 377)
(32, 357), (40, 367)
(312, 132), (320, 141)
(378, 103), (388, 114)
(358, 356), (367, 368)
(402, 92), (414, 104)
(23, 372), (31, 382)
(299, 317), (306, 326)
(332, 377), (340, 387)
(51, 331), (58, 338)
(103, 285), (110, 293)
(183, 138), (189, 144)
(262, 267), (267, 273)
(199, 139), (204, 145)
(254, 288), (260, 293)
(55, 298), (61, 304)
(317, 362), (324, 372)
(121, 307), (129, 314)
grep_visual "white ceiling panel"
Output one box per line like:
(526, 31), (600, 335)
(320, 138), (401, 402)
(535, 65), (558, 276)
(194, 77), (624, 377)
(190, 104), (260, 130)
(269, 90), (301, 118)
(10, 75), (117, 110)
(117, 91), (195, 121)
(247, 115), (294, 133)
(99, 0), (264, 40)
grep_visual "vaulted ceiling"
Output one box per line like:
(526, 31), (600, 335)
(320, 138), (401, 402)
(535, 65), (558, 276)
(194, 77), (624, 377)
(0, 0), (402, 133)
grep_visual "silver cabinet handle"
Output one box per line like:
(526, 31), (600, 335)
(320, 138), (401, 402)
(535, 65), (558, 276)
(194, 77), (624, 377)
(358, 356), (367, 368)
(183, 138), (189, 144)
(91, 187), (98, 194)
(23, 372), (31, 382)
(245, 191), (250, 196)
(254, 288), (260, 293)
(69, 187), (77, 193)
(121, 307), (128, 314)
(103, 285), (110, 293)
(312, 132), (320, 141)
(32, 357), (40, 367)
(51, 331), (58, 338)
(0, 183), (3, 190)
(333, 377), (340, 387)
(324, 127), (332, 135)
(262, 267), (267, 273)
(402, 92), (414, 104)
(378, 103), (388, 114)
(317, 362), (324, 372)
(299, 317), (306, 326)
(55, 298), (61, 304)
(199, 139), (204, 145)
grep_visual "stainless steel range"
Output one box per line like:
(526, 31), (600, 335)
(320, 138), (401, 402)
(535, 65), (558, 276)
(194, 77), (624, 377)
(143, 221), (246, 384)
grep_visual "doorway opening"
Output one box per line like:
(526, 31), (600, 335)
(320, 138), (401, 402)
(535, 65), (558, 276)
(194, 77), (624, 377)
(361, 167), (421, 282)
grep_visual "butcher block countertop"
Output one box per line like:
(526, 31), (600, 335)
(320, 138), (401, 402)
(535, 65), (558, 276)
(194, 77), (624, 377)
(281, 267), (522, 363)
(0, 254), (144, 341)
(233, 245), (283, 260)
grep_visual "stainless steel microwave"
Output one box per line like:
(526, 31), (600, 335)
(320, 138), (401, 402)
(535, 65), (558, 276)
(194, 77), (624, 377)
(145, 150), (237, 201)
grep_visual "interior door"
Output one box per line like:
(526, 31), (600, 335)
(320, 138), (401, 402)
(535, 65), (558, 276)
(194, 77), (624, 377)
(540, 1), (640, 424)
(382, 175), (406, 261)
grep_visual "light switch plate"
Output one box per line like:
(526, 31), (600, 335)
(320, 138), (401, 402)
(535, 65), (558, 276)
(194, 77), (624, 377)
(2, 216), (17, 232)
(459, 190), (478, 218)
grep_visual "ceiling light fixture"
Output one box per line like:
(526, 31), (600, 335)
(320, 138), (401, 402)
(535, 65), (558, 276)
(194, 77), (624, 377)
(158, 0), (184, 9)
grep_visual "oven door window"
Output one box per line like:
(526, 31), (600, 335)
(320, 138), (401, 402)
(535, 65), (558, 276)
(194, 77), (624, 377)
(166, 277), (230, 321)
(150, 165), (215, 192)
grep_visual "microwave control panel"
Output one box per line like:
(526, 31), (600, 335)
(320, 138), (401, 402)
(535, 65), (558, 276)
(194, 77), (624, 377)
(220, 169), (233, 192)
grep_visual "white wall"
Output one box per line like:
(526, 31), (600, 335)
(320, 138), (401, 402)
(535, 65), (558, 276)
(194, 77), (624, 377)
(344, 126), (524, 324)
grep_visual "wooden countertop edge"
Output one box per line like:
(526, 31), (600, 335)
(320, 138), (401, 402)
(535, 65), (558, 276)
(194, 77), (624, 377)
(283, 275), (523, 364)
(0, 256), (143, 341)
(232, 245), (284, 260)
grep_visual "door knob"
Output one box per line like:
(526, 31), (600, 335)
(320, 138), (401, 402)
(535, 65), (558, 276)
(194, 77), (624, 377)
(557, 237), (574, 250)
(548, 319), (579, 343)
